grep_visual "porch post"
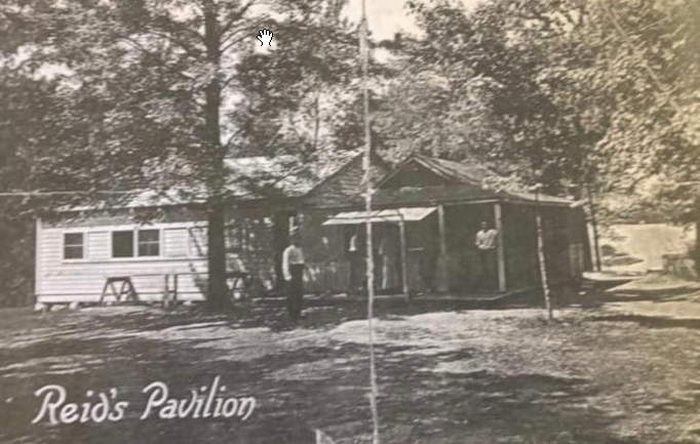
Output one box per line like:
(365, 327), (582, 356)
(436, 204), (449, 292)
(493, 202), (507, 292)
(398, 219), (409, 296)
(34, 217), (42, 305)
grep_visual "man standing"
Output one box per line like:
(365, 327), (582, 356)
(282, 234), (305, 321)
(475, 220), (498, 291)
(347, 229), (362, 295)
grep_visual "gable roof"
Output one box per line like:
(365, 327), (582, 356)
(302, 151), (391, 209)
(374, 154), (573, 207)
(58, 152), (574, 213)
(61, 156), (329, 212)
(377, 155), (493, 188)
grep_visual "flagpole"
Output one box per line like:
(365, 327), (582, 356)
(360, 1), (380, 443)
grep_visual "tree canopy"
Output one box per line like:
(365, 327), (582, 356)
(390, 0), (698, 206)
(0, 0), (372, 307)
(0, 0), (697, 306)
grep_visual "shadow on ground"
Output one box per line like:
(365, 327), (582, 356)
(1, 286), (700, 444)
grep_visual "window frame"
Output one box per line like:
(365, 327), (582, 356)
(111, 229), (135, 259)
(110, 227), (163, 260)
(137, 229), (161, 257)
(56, 223), (210, 264)
(62, 231), (87, 262)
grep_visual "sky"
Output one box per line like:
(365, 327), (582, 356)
(343, 0), (484, 41)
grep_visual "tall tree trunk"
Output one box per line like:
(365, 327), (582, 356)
(695, 218), (700, 278)
(587, 184), (602, 272)
(203, 0), (229, 310)
(312, 88), (321, 152)
(207, 201), (228, 310)
(535, 193), (553, 321)
(360, 2), (380, 443)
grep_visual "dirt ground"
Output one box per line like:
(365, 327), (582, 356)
(1, 290), (700, 444)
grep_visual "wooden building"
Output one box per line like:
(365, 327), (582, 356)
(34, 156), (316, 305)
(302, 155), (591, 296)
(34, 153), (590, 305)
(292, 152), (390, 294)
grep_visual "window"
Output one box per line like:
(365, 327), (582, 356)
(112, 231), (134, 258)
(138, 230), (160, 256)
(112, 229), (161, 258)
(63, 233), (84, 259)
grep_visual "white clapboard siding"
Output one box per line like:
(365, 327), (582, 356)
(36, 219), (210, 304)
(187, 226), (208, 257)
(88, 231), (110, 261)
(164, 228), (188, 257)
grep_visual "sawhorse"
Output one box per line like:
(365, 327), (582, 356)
(99, 277), (139, 305)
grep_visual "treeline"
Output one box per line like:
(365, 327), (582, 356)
(0, 0), (696, 306)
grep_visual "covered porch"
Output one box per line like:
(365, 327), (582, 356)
(317, 202), (509, 297)
(296, 154), (589, 299)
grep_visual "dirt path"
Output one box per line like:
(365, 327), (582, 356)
(1, 299), (699, 444)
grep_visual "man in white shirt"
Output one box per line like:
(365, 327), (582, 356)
(347, 230), (363, 295)
(475, 220), (498, 291)
(282, 234), (305, 321)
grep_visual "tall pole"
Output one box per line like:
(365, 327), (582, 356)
(587, 184), (602, 272)
(535, 188), (553, 321)
(360, 2), (380, 443)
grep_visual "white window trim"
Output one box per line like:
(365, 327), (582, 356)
(137, 228), (162, 258)
(52, 221), (207, 263)
(61, 230), (89, 263)
(110, 229), (136, 260)
(110, 227), (163, 260)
